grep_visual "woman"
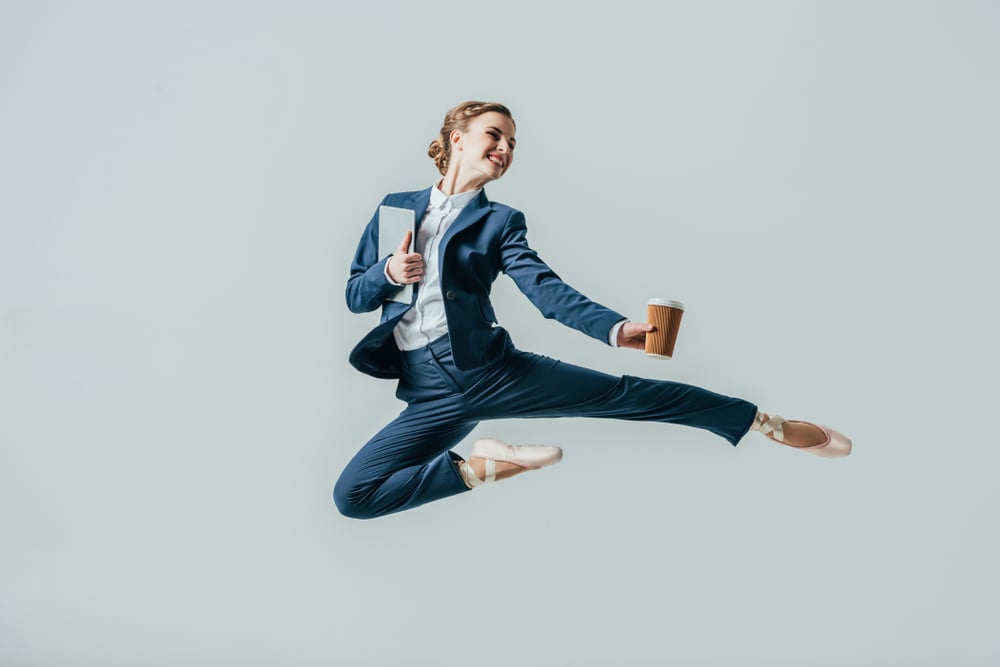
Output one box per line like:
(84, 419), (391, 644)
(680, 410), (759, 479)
(334, 101), (850, 520)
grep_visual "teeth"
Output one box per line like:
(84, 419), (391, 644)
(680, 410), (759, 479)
(488, 156), (504, 167)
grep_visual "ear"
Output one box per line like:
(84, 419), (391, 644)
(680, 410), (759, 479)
(450, 128), (463, 150)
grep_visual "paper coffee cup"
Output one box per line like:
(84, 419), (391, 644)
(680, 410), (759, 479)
(645, 298), (685, 359)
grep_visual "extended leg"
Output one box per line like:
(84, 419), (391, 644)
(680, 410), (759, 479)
(463, 350), (758, 446)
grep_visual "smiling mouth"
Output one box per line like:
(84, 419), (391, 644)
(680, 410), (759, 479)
(487, 155), (505, 168)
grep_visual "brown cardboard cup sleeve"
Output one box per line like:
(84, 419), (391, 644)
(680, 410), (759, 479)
(645, 298), (684, 359)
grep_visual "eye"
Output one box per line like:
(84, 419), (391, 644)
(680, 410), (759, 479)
(488, 131), (500, 140)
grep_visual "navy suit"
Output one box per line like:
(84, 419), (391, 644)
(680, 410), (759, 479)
(335, 187), (757, 519)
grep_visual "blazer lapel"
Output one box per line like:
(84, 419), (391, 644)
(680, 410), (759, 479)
(440, 189), (491, 251)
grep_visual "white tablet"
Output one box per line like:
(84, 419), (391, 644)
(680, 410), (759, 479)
(378, 205), (415, 304)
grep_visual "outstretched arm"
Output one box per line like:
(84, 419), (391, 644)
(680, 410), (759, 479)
(499, 210), (629, 345)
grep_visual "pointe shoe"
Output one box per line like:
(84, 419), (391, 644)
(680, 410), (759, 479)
(752, 412), (852, 458)
(470, 437), (564, 470)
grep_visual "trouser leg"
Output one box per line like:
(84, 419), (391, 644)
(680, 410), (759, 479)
(463, 349), (758, 446)
(333, 398), (476, 519)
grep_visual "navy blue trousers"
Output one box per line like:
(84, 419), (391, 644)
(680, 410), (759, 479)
(334, 336), (758, 519)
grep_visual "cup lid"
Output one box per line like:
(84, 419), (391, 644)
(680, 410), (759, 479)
(648, 298), (684, 310)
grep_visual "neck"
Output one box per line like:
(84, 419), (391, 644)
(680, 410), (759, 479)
(438, 167), (487, 196)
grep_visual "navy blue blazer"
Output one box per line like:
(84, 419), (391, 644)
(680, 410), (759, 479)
(347, 186), (626, 379)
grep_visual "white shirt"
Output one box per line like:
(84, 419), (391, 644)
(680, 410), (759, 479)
(388, 180), (628, 350)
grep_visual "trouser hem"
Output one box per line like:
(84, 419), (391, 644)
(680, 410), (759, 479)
(730, 403), (760, 447)
(446, 450), (472, 491)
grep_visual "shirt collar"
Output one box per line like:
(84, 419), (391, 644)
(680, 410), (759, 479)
(429, 179), (481, 211)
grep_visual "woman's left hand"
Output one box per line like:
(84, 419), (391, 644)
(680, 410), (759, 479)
(617, 322), (654, 350)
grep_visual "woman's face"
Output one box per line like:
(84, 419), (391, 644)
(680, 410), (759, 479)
(451, 111), (517, 183)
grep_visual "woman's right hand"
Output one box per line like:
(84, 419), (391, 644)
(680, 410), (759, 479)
(387, 231), (423, 284)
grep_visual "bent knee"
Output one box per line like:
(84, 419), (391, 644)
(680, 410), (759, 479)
(333, 478), (380, 520)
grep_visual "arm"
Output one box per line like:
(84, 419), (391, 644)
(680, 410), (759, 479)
(499, 210), (627, 345)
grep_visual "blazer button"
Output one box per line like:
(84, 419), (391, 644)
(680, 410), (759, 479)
(445, 290), (456, 301)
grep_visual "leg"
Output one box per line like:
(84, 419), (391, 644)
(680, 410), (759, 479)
(333, 398), (477, 519)
(463, 350), (758, 446)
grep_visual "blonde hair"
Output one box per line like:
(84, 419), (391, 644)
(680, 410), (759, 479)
(428, 101), (515, 175)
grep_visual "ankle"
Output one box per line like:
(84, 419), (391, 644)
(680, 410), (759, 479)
(750, 410), (771, 432)
(458, 459), (492, 488)
(465, 456), (529, 484)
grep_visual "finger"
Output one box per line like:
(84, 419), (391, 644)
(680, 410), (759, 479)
(397, 230), (413, 254)
(624, 324), (651, 336)
(403, 253), (423, 265)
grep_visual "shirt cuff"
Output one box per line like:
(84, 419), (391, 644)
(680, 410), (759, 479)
(383, 257), (404, 287)
(608, 319), (628, 347)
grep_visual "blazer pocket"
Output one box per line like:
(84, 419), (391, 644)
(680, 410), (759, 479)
(479, 300), (498, 324)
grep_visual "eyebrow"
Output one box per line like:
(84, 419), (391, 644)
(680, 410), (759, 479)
(487, 126), (516, 145)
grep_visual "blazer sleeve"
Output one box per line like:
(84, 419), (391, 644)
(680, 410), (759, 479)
(345, 196), (403, 313)
(499, 209), (626, 344)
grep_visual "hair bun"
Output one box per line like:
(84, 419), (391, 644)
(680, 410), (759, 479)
(427, 138), (447, 173)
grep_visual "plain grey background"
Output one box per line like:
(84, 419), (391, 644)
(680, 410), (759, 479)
(2, 1), (998, 665)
